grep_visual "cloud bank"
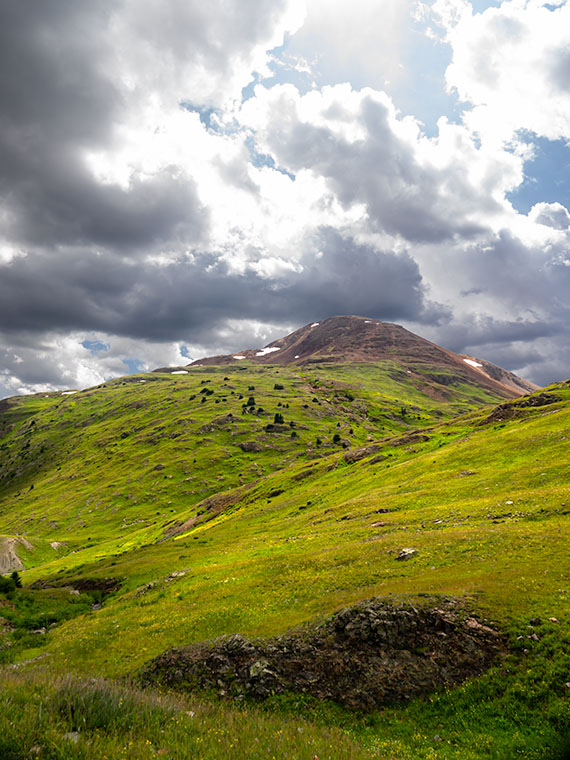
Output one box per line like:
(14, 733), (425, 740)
(1, 0), (569, 396)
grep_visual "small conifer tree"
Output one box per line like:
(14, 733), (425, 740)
(11, 571), (22, 588)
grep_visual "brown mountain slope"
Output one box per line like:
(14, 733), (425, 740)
(189, 315), (538, 399)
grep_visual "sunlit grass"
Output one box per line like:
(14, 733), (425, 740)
(1, 373), (569, 758)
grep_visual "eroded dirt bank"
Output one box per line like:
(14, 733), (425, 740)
(0, 537), (24, 574)
(140, 597), (505, 710)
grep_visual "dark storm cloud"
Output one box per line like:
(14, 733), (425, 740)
(4, 162), (208, 250)
(0, 0), (298, 252)
(455, 231), (570, 319)
(415, 229), (570, 385)
(0, 0), (209, 250)
(0, 3), (118, 150)
(0, 229), (441, 343)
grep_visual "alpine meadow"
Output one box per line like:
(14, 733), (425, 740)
(1, 317), (569, 759)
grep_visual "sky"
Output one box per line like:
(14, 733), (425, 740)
(1, 0), (569, 397)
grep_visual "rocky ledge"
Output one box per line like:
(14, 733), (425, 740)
(139, 597), (505, 710)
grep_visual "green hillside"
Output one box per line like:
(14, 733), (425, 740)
(0, 362), (569, 759)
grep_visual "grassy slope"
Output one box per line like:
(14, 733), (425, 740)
(0, 368), (569, 759)
(0, 361), (498, 566)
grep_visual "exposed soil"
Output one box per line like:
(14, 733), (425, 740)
(165, 484), (254, 538)
(29, 577), (121, 596)
(139, 597), (505, 711)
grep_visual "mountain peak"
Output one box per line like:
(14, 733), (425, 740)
(189, 315), (537, 399)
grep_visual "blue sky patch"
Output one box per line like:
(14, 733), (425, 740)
(122, 358), (145, 374)
(81, 339), (109, 355)
(470, 0), (501, 13)
(245, 135), (295, 180)
(508, 135), (570, 214)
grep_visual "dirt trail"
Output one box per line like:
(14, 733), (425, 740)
(0, 537), (25, 574)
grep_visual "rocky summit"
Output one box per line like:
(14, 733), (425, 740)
(189, 315), (538, 398)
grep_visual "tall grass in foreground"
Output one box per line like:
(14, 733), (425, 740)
(0, 670), (376, 759)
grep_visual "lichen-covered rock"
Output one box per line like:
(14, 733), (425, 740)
(139, 597), (505, 710)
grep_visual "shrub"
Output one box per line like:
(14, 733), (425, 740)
(274, 413), (284, 424)
(10, 572), (22, 589)
(333, 433), (341, 444)
(274, 383), (284, 390)
(0, 576), (16, 594)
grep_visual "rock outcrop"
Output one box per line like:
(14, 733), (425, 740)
(139, 597), (504, 710)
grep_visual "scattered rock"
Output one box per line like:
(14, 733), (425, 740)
(198, 415), (235, 434)
(391, 433), (430, 447)
(292, 467), (317, 482)
(344, 444), (383, 464)
(238, 441), (262, 453)
(481, 393), (560, 424)
(135, 581), (158, 597)
(64, 732), (80, 744)
(396, 548), (417, 561)
(465, 618), (498, 635)
(166, 570), (189, 582)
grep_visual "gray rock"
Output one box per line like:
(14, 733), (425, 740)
(396, 548), (418, 561)
(238, 441), (262, 452)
